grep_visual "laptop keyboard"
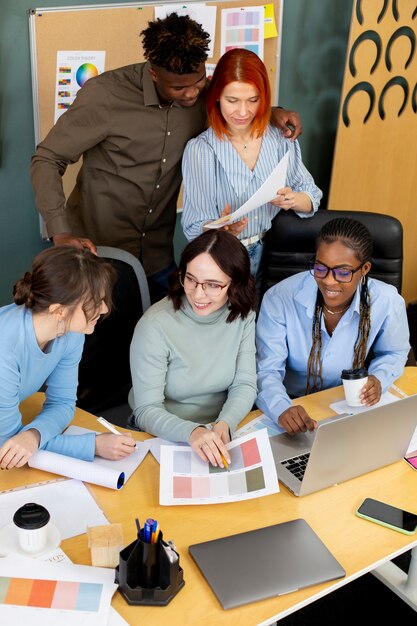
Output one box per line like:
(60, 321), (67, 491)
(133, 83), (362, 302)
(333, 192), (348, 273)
(281, 453), (310, 480)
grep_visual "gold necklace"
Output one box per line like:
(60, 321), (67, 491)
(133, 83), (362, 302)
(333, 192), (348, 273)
(323, 304), (349, 316)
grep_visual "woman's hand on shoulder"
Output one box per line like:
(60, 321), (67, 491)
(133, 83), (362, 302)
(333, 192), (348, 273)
(278, 406), (317, 435)
(0, 429), (41, 469)
(95, 433), (136, 460)
(360, 375), (382, 406)
(189, 424), (231, 468)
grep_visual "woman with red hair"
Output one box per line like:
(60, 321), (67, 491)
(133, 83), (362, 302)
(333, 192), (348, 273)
(181, 48), (322, 281)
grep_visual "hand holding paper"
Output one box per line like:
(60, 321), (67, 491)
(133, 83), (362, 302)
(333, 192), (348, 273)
(206, 152), (289, 229)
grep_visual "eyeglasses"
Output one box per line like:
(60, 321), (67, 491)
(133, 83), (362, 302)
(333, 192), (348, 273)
(309, 259), (364, 283)
(179, 274), (230, 297)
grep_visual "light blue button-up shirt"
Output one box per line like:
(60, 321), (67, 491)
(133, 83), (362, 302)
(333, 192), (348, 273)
(181, 125), (322, 241)
(256, 272), (410, 422)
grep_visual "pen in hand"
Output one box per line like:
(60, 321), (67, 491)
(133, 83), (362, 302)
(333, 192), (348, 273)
(96, 416), (136, 447)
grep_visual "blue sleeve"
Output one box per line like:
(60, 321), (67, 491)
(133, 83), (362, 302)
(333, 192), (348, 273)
(367, 291), (410, 390)
(286, 139), (322, 217)
(255, 289), (293, 421)
(22, 335), (96, 460)
(181, 137), (221, 240)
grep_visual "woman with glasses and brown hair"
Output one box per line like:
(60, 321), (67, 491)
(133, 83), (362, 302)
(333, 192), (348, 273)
(256, 218), (410, 435)
(130, 230), (257, 467)
(0, 247), (136, 469)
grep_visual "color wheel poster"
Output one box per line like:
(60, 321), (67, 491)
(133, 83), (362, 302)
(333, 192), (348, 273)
(54, 51), (105, 123)
(159, 429), (279, 505)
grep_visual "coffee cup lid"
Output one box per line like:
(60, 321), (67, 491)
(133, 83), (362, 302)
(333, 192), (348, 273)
(341, 367), (368, 380)
(13, 502), (50, 529)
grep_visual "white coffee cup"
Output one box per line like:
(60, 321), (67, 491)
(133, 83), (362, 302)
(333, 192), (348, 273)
(341, 368), (368, 407)
(13, 502), (50, 554)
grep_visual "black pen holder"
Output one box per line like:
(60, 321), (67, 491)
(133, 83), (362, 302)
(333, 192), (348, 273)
(115, 531), (185, 606)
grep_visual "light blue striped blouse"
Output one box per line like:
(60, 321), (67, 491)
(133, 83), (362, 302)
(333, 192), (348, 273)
(181, 125), (322, 241)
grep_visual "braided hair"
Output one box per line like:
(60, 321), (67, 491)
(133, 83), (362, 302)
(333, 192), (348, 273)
(305, 218), (373, 394)
(141, 13), (210, 74)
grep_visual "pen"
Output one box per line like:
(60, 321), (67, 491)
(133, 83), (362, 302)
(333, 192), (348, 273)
(97, 416), (122, 435)
(97, 416), (136, 447)
(151, 519), (158, 543)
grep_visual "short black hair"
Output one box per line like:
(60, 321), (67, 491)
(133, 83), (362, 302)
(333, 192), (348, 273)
(141, 13), (210, 74)
(168, 230), (256, 322)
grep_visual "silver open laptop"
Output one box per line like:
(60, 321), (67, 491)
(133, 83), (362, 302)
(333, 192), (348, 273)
(270, 394), (417, 497)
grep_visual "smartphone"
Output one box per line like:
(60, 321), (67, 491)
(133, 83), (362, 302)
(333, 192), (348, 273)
(356, 497), (417, 535)
(404, 455), (417, 471)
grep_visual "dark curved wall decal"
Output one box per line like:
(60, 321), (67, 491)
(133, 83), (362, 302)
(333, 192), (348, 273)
(378, 76), (409, 119)
(412, 83), (417, 113)
(392, 0), (399, 21)
(349, 30), (382, 76)
(342, 82), (375, 126)
(356, 0), (389, 25)
(413, 5), (417, 20)
(385, 26), (416, 70)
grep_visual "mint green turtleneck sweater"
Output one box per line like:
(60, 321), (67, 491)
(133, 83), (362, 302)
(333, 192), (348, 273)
(130, 296), (257, 442)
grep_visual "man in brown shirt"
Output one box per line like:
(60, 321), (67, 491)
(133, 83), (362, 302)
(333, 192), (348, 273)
(31, 13), (301, 302)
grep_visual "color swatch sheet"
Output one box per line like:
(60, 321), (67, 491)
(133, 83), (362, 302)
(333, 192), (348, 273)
(160, 429), (279, 505)
(220, 6), (265, 58)
(29, 425), (150, 490)
(0, 479), (108, 539)
(0, 554), (116, 626)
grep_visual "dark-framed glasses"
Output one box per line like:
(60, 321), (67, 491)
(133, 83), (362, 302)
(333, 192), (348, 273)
(309, 259), (364, 284)
(179, 273), (230, 297)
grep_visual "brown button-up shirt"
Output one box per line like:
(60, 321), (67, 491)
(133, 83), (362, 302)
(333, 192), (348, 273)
(30, 63), (207, 275)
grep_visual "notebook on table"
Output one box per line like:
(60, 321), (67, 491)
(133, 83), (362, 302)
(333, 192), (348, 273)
(189, 519), (345, 610)
(269, 394), (417, 497)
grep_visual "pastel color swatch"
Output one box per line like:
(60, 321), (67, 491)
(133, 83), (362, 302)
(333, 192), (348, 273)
(0, 577), (102, 612)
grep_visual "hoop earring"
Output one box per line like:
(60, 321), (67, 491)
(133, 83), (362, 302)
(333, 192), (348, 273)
(361, 275), (366, 286)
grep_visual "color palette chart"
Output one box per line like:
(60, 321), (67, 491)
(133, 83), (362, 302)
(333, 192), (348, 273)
(160, 429), (279, 505)
(220, 7), (264, 58)
(0, 577), (102, 611)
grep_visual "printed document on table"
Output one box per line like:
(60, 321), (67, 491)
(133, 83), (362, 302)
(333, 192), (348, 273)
(206, 151), (289, 228)
(159, 429), (279, 505)
(0, 479), (108, 539)
(0, 554), (116, 626)
(329, 390), (399, 415)
(28, 425), (150, 490)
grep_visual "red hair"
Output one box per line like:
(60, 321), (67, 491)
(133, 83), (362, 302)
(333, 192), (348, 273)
(206, 49), (271, 140)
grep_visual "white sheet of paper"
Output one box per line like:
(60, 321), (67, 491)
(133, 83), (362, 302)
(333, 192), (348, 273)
(28, 426), (150, 490)
(329, 390), (400, 415)
(0, 479), (108, 539)
(159, 429), (279, 505)
(0, 554), (116, 626)
(155, 5), (217, 56)
(148, 437), (186, 464)
(233, 413), (285, 439)
(406, 426), (417, 456)
(220, 6), (265, 59)
(206, 151), (289, 228)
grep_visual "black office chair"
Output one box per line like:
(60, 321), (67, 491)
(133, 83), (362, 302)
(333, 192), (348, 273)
(76, 246), (150, 415)
(261, 209), (403, 297)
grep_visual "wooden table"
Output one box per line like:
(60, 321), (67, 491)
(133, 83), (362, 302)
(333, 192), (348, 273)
(3, 367), (417, 625)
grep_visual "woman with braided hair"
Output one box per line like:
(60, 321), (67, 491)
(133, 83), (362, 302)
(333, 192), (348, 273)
(256, 217), (410, 434)
(0, 247), (136, 469)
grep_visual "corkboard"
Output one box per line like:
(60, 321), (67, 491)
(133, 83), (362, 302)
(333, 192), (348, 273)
(30, 1), (281, 206)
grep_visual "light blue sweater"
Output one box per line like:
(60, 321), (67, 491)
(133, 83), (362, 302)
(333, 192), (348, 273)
(0, 304), (96, 460)
(130, 297), (257, 442)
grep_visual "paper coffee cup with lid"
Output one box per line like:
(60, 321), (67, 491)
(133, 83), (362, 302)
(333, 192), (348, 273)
(13, 502), (50, 554)
(341, 368), (368, 407)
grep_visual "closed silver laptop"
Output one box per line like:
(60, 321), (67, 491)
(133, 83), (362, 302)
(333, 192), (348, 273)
(189, 519), (345, 609)
(269, 394), (417, 497)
